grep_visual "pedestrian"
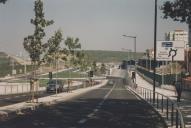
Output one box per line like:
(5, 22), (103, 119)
(132, 71), (136, 83)
(175, 80), (182, 102)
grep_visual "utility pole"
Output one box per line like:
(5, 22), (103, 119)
(153, 0), (157, 104)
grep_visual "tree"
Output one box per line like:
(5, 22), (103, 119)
(64, 37), (81, 67)
(43, 30), (66, 67)
(161, 0), (191, 45)
(23, 0), (54, 73)
(75, 51), (90, 71)
(100, 63), (106, 74)
(91, 61), (97, 73)
(0, 0), (7, 4)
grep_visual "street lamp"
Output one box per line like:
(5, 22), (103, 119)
(122, 35), (137, 61)
(123, 35), (137, 84)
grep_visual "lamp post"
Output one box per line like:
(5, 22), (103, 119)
(122, 35), (136, 61)
(123, 35), (137, 84)
(153, 0), (158, 104)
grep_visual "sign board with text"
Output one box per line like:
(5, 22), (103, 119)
(156, 41), (184, 61)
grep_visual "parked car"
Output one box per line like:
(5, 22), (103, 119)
(46, 80), (64, 93)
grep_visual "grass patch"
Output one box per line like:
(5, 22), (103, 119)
(41, 70), (88, 78)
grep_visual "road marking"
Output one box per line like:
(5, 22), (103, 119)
(103, 84), (116, 101)
(5, 98), (10, 100)
(98, 101), (104, 106)
(93, 109), (99, 112)
(78, 118), (87, 124)
(87, 113), (94, 118)
(77, 84), (116, 124)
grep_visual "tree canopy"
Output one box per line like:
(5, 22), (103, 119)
(0, 0), (7, 4)
(161, 0), (191, 45)
(23, 0), (54, 65)
(161, 0), (191, 24)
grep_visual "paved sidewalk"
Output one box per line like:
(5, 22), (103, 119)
(135, 73), (191, 128)
(0, 80), (108, 120)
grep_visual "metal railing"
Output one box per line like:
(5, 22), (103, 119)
(128, 78), (185, 128)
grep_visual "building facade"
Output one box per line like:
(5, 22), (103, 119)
(165, 30), (188, 48)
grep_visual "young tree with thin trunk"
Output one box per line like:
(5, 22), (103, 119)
(23, 0), (54, 103)
(100, 63), (106, 74)
(64, 37), (81, 67)
(23, 0), (54, 75)
(43, 30), (65, 67)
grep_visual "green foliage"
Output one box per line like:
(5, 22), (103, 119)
(75, 51), (89, 71)
(162, 0), (191, 24)
(0, 0), (7, 4)
(161, 0), (191, 45)
(23, 0), (54, 65)
(41, 70), (88, 79)
(43, 30), (67, 65)
(65, 37), (81, 67)
(100, 63), (106, 74)
(65, 37), (81, 55)
(84, 50), (144, 63)
(91, 61), (97, 73)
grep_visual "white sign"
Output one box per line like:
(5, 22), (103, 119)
(156, 41), (185, 61)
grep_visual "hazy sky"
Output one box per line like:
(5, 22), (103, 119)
(0, 0), (188, 55)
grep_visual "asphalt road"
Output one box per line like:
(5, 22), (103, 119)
(0, 79), (167, 128)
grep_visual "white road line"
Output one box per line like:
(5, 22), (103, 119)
(78, 118), (87, 124)
(87, 113), (94, 118)
(93, 109), (99, 112)
(77, 84), (116, 124)
(103, 84), (116, 101)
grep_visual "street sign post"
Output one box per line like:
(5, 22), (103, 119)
(156, 41), (185, 61)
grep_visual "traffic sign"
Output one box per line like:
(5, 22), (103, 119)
(156, 41), (185, 61)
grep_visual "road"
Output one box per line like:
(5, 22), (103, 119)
(0, 79), (166, 128)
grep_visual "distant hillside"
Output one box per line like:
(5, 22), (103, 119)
(84, 50), (144, 63)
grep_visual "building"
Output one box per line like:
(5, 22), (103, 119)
(165, 29), (188, 48)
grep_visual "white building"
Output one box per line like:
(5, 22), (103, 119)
(165, 30), (188, 48)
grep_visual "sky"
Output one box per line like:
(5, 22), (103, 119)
(0, 0), (188, 55)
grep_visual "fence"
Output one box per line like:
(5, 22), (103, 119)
(0, 82), (46, 96)
(137, 67), (181, 86)
(128, 79), (185, 128)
